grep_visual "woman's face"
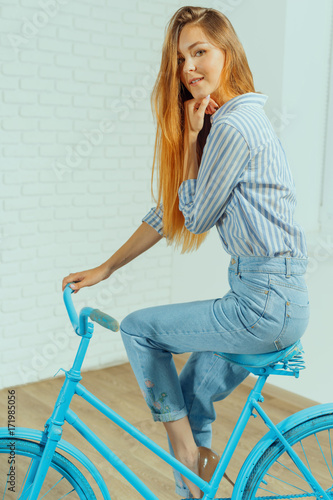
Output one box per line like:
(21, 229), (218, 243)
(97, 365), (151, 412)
(177, 24), (225, 100)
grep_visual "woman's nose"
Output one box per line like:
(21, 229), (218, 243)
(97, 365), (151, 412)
(183, 59), (196, 73)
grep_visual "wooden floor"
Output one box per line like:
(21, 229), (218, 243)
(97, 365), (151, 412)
(0, 354), (317, 500)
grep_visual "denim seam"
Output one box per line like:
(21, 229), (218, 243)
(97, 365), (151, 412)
(274, 302), (289, 350)
(151, 405), (188, 423)
(121, 326), (188, 422)
(273, 301), (310, 350)
(268, 280), (308, 292)
(122, 324), (225, 339)
(175, 483), (191, 498)
(124, 320), (271, 339)
(212, 287), (271, 335)
(248, 287), (272, 332)
(235, 273), (270, 294)
(233, 269), (306, 275)
(186, 355), (220, 420)
(230, 255), (307, 260)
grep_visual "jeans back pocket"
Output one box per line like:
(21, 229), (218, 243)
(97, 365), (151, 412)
(274, 300), (310, 351)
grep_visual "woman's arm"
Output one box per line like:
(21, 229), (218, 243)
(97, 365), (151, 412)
(141, 204), (164, 236)
(62, 222), (163, 293)
(178, 122), (250, 234)
(183, 132), (199, 181)
(105, 221), (163, 274)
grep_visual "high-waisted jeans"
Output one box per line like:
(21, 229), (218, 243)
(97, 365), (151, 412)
(119, 255), (310, 497)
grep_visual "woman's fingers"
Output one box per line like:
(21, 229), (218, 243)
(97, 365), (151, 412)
(69, 280), (84, 293)
(210, 98), (219, 106)
(205, 97), (220, 115)
(62, 272), (84, 292)
(184, 96), (210, 134)
(61, 265), (109, 294)
(184, 94), (219, 129)
(205, 104), (219, 115)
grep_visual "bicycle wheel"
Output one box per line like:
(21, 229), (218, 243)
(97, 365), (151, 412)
(0, 438), (97, 499)
(241, 413), (333, 499)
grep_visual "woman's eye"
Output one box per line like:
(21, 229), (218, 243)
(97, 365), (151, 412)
(177, 50), (205, 65)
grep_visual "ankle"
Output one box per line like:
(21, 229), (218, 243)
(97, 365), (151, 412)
(177, 448), (201, 499)
(176, 446), (199, 469)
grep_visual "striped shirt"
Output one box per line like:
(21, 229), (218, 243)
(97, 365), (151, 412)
(142, 92), (307, 259)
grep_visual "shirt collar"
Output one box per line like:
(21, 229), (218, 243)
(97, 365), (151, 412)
(210, 92), (268, 124)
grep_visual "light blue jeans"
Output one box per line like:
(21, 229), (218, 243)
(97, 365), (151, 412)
(120, 255), (310, 497)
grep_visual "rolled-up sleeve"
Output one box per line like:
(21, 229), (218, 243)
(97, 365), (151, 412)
(142, 204), (164, 236)
(178, 122), (250, 234)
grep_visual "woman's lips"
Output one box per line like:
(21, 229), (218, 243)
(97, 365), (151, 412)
(190, 77), (204, 86)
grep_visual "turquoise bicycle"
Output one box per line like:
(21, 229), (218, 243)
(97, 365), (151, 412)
(1, 284), (332, 499)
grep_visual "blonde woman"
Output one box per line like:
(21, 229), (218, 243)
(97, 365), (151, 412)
(62, 6), (309, 498)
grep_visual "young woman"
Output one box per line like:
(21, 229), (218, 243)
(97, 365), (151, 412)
(62, 6), (310, 498)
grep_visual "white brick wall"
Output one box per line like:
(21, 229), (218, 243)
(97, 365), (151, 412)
(0, 0), (179, 389)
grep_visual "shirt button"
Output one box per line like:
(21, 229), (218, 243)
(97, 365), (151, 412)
(231, 258), (236, 265)
(286, 301), (290, 306)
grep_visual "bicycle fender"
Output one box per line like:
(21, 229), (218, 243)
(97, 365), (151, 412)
(0, 426), (111, 500)
(232, 402), (333, 499)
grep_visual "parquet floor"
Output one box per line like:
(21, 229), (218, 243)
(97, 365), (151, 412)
(0, 353), (317, 499)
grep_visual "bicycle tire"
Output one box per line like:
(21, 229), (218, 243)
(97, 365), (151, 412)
(0, 437), (97, 499)
(241, 413), (333, 499)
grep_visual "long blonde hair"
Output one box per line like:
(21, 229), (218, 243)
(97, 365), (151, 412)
(150, 6), (257, 253)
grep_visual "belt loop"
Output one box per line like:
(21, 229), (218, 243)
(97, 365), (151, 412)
(236, 256), (239, 275)
(286, 256), (291, 278)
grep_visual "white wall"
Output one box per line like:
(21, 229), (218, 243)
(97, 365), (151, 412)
(0, 0), (174, 388)
(1, 0), (332, 405)
(271, 0), (333, 402)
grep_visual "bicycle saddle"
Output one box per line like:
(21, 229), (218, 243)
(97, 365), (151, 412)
(214, 340), (303, 368)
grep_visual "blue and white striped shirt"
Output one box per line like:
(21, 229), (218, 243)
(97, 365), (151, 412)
(142, 92), (307, 259)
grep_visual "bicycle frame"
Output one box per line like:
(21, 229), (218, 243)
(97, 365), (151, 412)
(15, 287), (331, 500)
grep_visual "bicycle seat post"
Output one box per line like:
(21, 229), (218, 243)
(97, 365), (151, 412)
(249, 373), (268, 405)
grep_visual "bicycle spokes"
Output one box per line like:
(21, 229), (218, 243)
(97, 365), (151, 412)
(256, 428), (333, 499)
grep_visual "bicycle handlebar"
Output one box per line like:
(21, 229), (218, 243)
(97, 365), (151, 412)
(63, 284), (80, 333)
(63, 283), (119, 335)
(89, 309), (119, 332)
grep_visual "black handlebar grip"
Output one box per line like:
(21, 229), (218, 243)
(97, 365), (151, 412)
(89, 309), (119, 332)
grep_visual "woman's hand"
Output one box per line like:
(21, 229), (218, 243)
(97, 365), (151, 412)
(62, 263), (111, 294)
(184, 95), (219, 136)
